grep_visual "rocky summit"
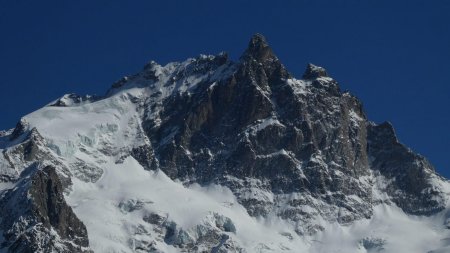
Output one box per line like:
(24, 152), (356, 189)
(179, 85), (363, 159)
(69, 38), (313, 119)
(0, 34), (449, 253)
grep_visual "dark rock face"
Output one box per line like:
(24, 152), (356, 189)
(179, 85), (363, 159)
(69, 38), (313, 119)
(0, 166), (90, 253)
(29, 166), (89, 247)
(129, 34), (446, 229)
(302, 63), (328, 79)
(9, 118), (29, 141)
(367, 122), (445, 214)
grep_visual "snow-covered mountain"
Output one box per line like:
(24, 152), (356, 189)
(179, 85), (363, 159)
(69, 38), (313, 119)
(1, 34), (450, 253)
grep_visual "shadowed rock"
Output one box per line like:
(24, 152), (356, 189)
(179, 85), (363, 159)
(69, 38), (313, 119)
(367, 121), (445, 215)
(0, 166), (91, 252)
(241, 33), (276, 63)
(302, 63), (328, 79)
(136, 34), (445, 228)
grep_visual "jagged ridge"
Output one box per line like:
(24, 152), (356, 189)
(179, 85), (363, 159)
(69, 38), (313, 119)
(0, 34), (448, 253)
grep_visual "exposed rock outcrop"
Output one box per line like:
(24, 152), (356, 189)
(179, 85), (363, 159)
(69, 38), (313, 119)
(0, 166), (90, 252)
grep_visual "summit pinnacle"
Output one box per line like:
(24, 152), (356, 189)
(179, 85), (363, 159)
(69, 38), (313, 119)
(241, 33), (277, 63)
(302, 63), (328, 79)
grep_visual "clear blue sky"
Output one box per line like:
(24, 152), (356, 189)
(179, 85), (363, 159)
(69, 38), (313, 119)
(0, 1), (449, 177)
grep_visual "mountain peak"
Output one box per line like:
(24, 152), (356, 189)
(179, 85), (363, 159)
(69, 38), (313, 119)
(249, 33), (268, 48)
(302, 63), (328, 79)
(1, 34), (448, 253)
(241, 33), (277, 63)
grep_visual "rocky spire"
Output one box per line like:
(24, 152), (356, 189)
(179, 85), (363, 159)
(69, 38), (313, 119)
(302, 63), (328, 79)
(238, 34), (290, 83)
(10, 118), (29, 140)
(240, 33), (278, 63)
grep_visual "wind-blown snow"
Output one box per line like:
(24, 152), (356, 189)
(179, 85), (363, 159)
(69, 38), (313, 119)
(310, 204), (450, 253)
(63, 154), (450, 253)
(66, 157), (309, 253)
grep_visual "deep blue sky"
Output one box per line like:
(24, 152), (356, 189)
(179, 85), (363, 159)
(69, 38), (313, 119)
(0, 1), (449, 177)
